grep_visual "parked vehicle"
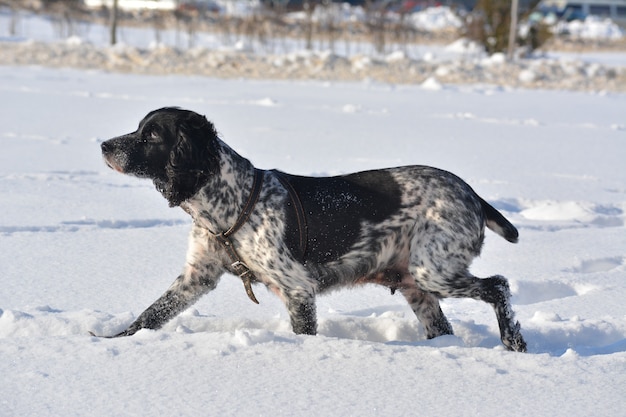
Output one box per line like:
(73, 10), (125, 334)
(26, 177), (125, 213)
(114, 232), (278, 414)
(537, 0), (626, 25)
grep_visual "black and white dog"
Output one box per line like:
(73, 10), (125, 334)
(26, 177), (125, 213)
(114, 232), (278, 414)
(99, 107), (527, 352)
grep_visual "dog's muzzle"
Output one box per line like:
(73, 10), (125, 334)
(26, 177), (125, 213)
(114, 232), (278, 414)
(101, 141), (126, 174)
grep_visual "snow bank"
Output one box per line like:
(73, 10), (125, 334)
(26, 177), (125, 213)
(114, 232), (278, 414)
(286, 5), (462, 32)
(409, 6), (464, 31)
(555, 16), (624, 40)
(0, 39), (623, 92)
(444, 37), (484, 54)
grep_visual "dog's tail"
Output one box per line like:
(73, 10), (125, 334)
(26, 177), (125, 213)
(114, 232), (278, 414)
(479, 197), (519, 243)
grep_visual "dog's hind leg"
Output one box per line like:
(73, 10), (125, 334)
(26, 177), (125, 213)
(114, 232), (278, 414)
(472, 274), (527, 352)
(284, 288), (317, 335)
(412, 268), (526, 352)
(400, 287), (453, 339)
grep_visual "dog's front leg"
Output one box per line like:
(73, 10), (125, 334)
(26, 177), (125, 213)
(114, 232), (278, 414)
(108, 225), (226, 337)
(112, 271), (221, 337)
(284, 288), (317, 335)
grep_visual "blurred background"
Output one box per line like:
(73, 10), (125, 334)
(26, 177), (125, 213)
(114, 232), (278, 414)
(1, 0), (624, 91)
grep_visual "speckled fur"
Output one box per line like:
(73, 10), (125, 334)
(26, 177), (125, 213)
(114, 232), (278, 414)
(99, 107), (526, 352)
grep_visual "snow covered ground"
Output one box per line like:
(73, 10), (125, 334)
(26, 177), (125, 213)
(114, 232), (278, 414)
(0, 65), (625, 416)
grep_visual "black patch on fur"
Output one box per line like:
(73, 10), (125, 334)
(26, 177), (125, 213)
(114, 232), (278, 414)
(278, 170), (402, 265)
(157, 108), (221, 206)
(101, 107), (221, 207)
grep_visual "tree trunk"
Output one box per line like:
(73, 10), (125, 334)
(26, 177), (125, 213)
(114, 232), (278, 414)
(508, 0), (519, 60)
(109, 0), (119, 45)
(304, 1), (313, 50)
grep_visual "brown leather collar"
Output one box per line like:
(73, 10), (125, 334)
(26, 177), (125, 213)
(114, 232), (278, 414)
(215, 168), (264, 304)
(214, 168), (309, 304)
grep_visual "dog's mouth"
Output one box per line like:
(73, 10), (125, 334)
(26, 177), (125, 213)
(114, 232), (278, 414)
(103, 155), (126, 174)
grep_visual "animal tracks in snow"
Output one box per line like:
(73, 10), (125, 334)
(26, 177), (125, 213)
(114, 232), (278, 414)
(490, 198), (625, 231)
(567, 256), (625, 274)
(1, 170), (101, 182)
(510, 258), (622, 306)
(0, 218), (188, 236)
(431, 112), (621, 131)
(433, 112), (543, 127)
(2, 131), (68, 145)
(526, 311), (626, 356)
(0, 169), (189, 235)
(512, 281), (578, 305)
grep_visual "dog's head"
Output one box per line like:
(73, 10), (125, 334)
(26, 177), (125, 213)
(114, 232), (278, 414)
(101, 107), (221, 206)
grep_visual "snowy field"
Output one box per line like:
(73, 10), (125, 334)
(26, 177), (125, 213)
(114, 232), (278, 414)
(0, 65), (625, 416)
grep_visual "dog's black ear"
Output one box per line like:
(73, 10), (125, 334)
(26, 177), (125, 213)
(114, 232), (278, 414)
(160, 112), (221, 207)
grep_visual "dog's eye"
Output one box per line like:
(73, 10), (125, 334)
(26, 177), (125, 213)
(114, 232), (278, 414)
(141, 131), (159, 143)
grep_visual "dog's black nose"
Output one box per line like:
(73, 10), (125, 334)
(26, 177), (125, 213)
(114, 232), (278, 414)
(100, 141), (110, 153)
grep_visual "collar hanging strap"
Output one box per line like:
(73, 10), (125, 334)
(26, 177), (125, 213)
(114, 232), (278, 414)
(215, 168), (264, 304)
(223, 168), (265, 239)
(272, 170), (307, 261)
(216, 233), (259, 304)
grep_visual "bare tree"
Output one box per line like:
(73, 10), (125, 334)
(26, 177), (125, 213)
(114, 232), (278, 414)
(3, 0), (21, 36)
(109, 0), (119, 45)
(149, 10), (167, 45)
(365, 0), (387, 54)
(175, 8), (200, 49)
(303, 0), (314, 50)
(467, 0), (541, 55)
(507, 0), (519, 60)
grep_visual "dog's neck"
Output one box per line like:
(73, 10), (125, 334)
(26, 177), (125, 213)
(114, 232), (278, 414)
(182, 139), (258, 235)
